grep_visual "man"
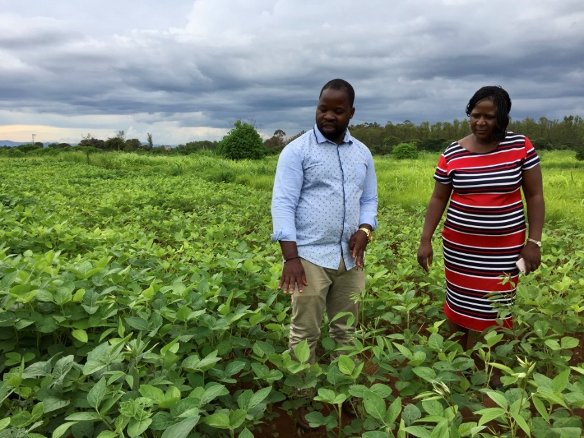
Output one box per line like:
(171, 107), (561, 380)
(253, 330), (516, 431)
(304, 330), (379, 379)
(271, 79), (378, 365)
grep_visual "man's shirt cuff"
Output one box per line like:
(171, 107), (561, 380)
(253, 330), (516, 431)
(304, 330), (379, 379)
(270, 229), (297, 242)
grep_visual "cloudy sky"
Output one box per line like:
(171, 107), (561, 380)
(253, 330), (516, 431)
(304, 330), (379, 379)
(1, 0), (583, 145)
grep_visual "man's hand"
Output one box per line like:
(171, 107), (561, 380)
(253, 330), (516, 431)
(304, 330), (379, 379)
(349, 230), (368, 269)
(278, 258), (308, 294)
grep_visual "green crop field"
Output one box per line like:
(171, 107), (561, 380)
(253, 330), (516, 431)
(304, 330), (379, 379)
(0, 152), (583, 438)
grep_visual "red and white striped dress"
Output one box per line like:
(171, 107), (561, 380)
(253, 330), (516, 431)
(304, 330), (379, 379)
(434, 133), (540, 331)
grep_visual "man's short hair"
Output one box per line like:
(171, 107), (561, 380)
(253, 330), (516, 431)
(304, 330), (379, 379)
(320, 79), (355, 107)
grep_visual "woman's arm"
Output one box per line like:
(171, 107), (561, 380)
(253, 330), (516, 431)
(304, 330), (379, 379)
(519, 164), (545, 274)
(417, 182), (453, 271)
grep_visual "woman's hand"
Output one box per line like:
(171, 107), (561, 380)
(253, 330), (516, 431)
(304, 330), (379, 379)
(417, 240), (433, 272)
(518, 242), (541, 275)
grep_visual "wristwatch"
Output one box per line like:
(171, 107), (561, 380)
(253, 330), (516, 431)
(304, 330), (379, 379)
(527, 238), (541, 248)
(358, 227), (373, 243)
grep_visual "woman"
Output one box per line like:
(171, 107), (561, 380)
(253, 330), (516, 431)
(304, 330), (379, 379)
(417, 86), (545, 352)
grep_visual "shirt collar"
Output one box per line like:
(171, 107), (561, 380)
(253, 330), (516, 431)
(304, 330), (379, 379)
(313, 124), (353, 145)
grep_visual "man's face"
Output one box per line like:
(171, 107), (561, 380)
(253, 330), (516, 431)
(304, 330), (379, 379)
(316, 88), (355, 144)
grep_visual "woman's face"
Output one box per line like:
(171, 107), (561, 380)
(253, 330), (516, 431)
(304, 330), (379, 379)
(469, 98), (498, 143)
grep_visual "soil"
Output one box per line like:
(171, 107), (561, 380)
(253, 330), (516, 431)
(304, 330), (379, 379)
(250, 335), (584, 438)
(254, 402), (355, 438)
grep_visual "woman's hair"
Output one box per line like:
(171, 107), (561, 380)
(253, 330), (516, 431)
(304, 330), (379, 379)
(466, 86), (512, 142)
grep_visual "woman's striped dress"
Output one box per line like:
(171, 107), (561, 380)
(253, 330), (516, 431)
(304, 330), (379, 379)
(434, 133), (540, 331)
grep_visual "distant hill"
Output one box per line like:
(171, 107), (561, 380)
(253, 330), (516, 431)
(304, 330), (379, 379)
(0, 141), (80, 147)
(0, 140), (33, 147)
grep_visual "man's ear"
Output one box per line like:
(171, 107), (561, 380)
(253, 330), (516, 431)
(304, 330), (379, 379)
(350, 107), (355, 119)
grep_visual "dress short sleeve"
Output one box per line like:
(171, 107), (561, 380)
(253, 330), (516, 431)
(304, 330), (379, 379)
(521, 137), (540, 171)
(434, 153), (452, 185)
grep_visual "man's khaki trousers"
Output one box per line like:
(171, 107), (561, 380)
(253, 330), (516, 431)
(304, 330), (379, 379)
(289, 257), (364, 364)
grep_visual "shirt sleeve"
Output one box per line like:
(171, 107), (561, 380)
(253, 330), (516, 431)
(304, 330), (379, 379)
(271, 144), (303, 242)
(522, 136), (540, 171)
(359, 151), (378, 231)
(434, 153), (451, 185)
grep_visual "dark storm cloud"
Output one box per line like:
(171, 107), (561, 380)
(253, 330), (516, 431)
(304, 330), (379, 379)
(1, 0), (583, 143)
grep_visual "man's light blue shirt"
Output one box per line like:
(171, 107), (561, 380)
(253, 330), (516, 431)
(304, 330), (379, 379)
(271, 125), (378, 270)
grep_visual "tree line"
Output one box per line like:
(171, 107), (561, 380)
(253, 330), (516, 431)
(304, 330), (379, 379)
(349, 115), (584, 155)
(2, 115), (583, 160)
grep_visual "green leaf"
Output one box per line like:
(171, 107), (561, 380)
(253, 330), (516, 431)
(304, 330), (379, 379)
(53, 355), (75, 381)
(430, 421), (448, 438)
(65, 412), (102, 421)
(412, 366), (436, 382)
(428, 333), (443, 350)
(239, 428), (255, 438)
(560, 336), (579, 349)
(160, 386), (181, 409)
(22, 361), (51, 379)
(369, 383), (393, 399)
(83, 360), (107, 376)
(204, 412), (230, 429)
(402, 404), (421, 426)
(386, 396), (402, 425)
(237, 390), (253, 410)
(199, 384), (228, 407)
(551, 369), (570, 394)
(422, 399), (443, 416)
(392, 342), (413, 360)
(128, 418), (152, 437)
(545, 339), (561, 351)
(249, 387), (271, 409)
(510, 410), (530, 436)
(96, 431), (118, 438)
(125, 317), (149, 331)
(0, 418), (10, 431)
(549, 427), (582, 438)
(229, 409), (247, 429)
(139, 384), (165, 403)
(87, 377), (107, 410)
(488, 362), (514, 374)
(183, 350), (221, 372)
(338, 355), (355, 375)
(476, 407), (506, 425)
(294, 340), (310, 364)
(225, 360), (246, 376)
(363, 390), (386, 421)
(52, 422), (77, 438)
(314, 388), (336, 404)
(161, 417), (200, 438)
(532, 396), (549, 422)
(404, 426), (432, 438)
(484, 391), (508, 409)
(160, 336), (181, 355)
(43, 396), (70, 413)
(305, 411), (326, 427)
(72, 329), (89, 343)
(9, 410), (30, 427)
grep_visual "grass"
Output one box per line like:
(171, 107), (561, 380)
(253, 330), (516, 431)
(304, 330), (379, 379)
(42, 149), (584, 228)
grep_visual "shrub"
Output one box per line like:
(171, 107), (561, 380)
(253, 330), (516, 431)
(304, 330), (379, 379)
(218, 120), (265, 160)
(419, 138), (449, 152)
(532, 138), (553, 151)
(393, 142), (418, 159)
(575, 143), (584, 161)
